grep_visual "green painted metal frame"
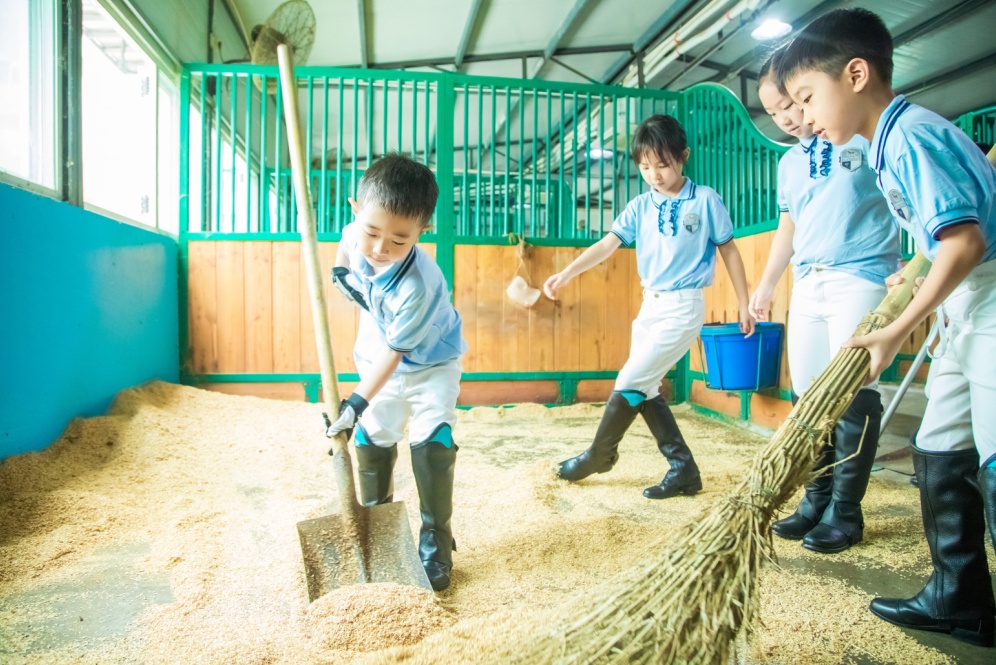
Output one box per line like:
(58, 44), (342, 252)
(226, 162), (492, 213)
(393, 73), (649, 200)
(184, 368), (686, 406)
(953, 104), (996, 146)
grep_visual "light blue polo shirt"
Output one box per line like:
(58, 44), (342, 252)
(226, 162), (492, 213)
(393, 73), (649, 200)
(870, 95), (996, 263)
(778, 134), (900, 284)
(340, 222), (467, 372)
(610, 178), (733, 291)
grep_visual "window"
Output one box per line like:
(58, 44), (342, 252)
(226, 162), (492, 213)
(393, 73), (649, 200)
(0, 0), (57, 190)
(81, 0), (158, 224)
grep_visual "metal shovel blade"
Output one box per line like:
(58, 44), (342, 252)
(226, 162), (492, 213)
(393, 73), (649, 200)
(296, 501), (431, 601)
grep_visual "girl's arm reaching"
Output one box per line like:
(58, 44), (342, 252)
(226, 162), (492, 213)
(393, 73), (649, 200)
(543, 233), (623, 300)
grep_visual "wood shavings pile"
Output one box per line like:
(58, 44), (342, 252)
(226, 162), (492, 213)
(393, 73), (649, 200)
(0, 382), (979, 664)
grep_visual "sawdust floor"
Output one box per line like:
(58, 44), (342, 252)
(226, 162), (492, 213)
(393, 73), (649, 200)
(1, 382), (993, 664)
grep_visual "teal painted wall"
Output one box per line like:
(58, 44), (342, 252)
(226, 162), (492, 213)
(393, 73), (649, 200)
(0, 183), (179, 459)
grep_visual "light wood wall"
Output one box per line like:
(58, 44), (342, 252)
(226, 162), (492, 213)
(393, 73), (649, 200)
(186, 234), (932, 423)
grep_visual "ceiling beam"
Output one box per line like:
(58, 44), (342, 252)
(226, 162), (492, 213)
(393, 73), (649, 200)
(599, 0), (702, 85)
(528, 0), (597, 80)
(366, 43), (630, 70)
(455, 0), (487, 70)
(899, 51), (996, 98)
(357, 0), (369, 68)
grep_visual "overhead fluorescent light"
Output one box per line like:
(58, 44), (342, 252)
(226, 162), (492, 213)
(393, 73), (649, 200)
(751, 19), (792, 41)
(588, 147), (614, 160)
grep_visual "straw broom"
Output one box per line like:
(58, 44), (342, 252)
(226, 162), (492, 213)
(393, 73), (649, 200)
(364, 251), (932, 665)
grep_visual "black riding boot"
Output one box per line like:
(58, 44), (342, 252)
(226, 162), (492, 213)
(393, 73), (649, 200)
(641, 395), (702, 499)
(354, 435), (398, 506)
(804, 389), (882, 553)
(411, 427), (458, 592)
(557, 391), (642, 481)
(981, 453), (996, 558)
(869, 446), (995, 647)
(773, 391), (834, 539)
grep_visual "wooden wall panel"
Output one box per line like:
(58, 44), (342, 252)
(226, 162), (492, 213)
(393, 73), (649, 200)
(244, 242), (274, 373)
(187, 242), (217, 372)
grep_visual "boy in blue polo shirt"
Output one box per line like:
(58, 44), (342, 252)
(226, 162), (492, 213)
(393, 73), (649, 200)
(778, 8), (996, 647)
(544, 114), (755, 500)
(749, 47), (901, 554)
(325, 153), (467, 592)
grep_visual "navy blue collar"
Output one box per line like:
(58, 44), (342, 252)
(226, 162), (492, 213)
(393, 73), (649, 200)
(649, 177), (696, 205)
(870, 95), (911, 173)
(367, 247), (417, 293)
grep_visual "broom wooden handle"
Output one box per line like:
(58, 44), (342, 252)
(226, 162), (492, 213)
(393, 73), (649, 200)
(277, 45), (362, 523)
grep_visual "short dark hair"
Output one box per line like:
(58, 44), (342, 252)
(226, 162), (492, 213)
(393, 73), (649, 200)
(776, 8), (894, 91)
(356, 153), (439, 227)
(756, 43), (788, 90)
(630, 114), (688, 165)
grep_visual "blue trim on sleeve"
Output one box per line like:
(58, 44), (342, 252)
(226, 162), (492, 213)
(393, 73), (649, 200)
(931, 217), (979, 240)
(387, 343), (414, 353)
(610, 230), (630, 246)
(715, 233), (734, 246)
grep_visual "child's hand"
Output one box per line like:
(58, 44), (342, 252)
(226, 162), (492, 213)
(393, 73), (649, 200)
(748, 285), (774, 321)
(842, 327), (904, 384)
(885, 271), (925, 295)
(543, 272), (571, 301)
(739, 304), (756, 338)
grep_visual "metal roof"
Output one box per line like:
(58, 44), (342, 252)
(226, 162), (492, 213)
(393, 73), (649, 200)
(230, 0), (996, 138)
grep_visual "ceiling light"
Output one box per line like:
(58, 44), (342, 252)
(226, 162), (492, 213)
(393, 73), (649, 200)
(751, 19), (792, 41)
(588, 147), (614, 160)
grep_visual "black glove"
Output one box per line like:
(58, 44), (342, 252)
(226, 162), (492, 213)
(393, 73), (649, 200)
(324, 393), (369, 443)
(331, 267), (369, 311)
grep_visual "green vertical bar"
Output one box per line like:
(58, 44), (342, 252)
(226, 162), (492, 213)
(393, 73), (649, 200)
(544, 89), (551, 237)
(351, 78), (359, 207)
(274, 84), (283, 231)
(572, 91), (578, 239)
(489, 86), (496, 236)
(199, 75), (207, 232)
(598, 94), (605, 232)
(320, 77), (329, 233)
(424, 81), (431, 168)
(397, 80), (403, 151)
(475, 85), (483, 236)
(335, 77), (344, 231)
(258, 75), (268, 232)
(244, 75), (252, 231)
(625, 96), (631, 204)
(213, 74), (222, 232)
(435, 74), (455, 290)
(517, 85), (525, 236)
(558, 90), (565, 238)
(531, 87), (537, 237)
(366, 80), (373, 171)
(611, 94), (618, 219)
(504, 87), (510, 234)
(382, 79), (388, 154)
(229, 73), (236, 232)
(462, 82), (469, 235)
(585, 92), (592, 237)
(412, 80), (418, 161)
(179, 70), (191, 234)
(306, 76), (314, 225)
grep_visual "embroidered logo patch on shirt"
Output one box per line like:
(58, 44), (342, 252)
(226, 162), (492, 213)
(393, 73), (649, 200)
(682, 213), (700, 234)
(839, 148), (863, 172)
(888, 189), (912, 222)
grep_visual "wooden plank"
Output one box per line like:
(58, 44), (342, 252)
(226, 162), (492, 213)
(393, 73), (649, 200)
(299, 242), (320, 373)
(325, 241), (358, 374)
(186, 241), (218, 373)
(604, 249), (633, 370)
(475, 245), (503, 372)
(527, 246), (556, 372)
(271, 242), (301, 372)
(244, 242), (274, 373)
(553, 246), (582, 371)
(578, 248), (608, 369)
(501, 245), (532, 372)
(750, 392), (793, 430)
(453, 245), (478, 372)
(215, 242), (246, 373)
(457, 380), (559, 406)
(200, 382), (305, 401)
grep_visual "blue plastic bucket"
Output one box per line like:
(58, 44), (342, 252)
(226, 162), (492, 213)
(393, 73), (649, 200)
(698, 322), (784, 391)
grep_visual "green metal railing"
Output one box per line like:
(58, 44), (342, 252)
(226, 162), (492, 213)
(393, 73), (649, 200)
(953, 104), (996, 147)
(682, 83), (788, 235)
(179, 64), (681, 243)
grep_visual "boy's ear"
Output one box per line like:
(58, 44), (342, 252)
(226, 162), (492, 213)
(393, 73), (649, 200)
(844, 57), (871, 93)
(348, 197), (360, 215)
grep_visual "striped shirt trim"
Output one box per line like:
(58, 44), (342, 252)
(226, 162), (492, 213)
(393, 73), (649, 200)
(931, 217), (979, 240)
(383, 248), (417, 293)
(873, 98), (911, 173)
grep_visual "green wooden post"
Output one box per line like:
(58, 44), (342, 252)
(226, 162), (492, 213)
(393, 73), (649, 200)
(435, 75), (456, 290)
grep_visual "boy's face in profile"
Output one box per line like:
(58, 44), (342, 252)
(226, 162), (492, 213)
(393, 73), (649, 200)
(349, 198), (424, 268)
(785, 66), (864, 146)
